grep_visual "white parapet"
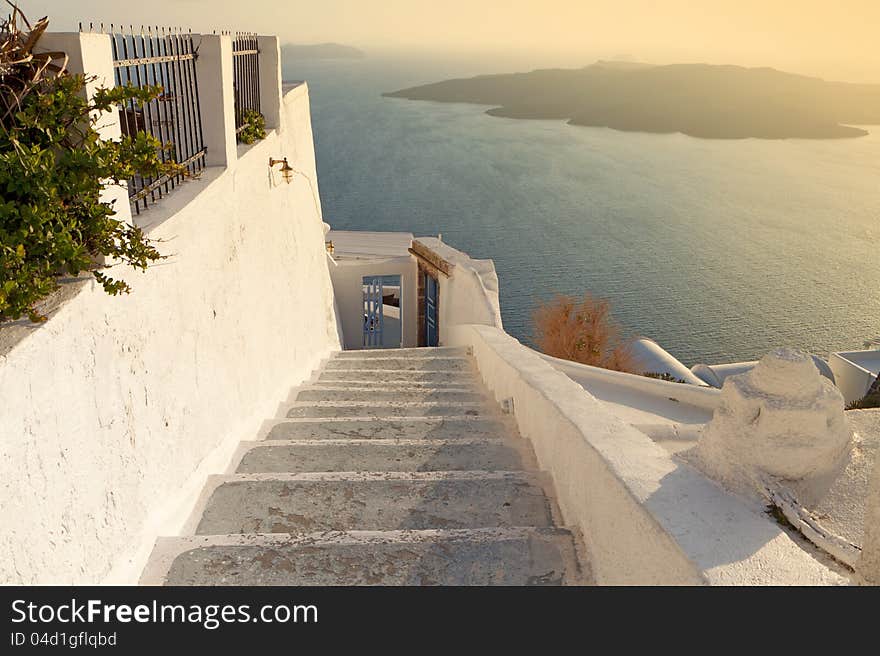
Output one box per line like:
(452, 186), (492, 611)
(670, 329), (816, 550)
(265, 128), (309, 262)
(257, 36), (283, 131)
(629, 337), (707, 386)
(0, 80), (340, 584)
(693, 355), (836, 389)
(414, 237), (504, 334)
(697, 348), (852, 507)
(195, 34), (237, 167)
(856, 448), (880, 584)
(429, 244), (843, 583)
(447, 325), (845, 584)
(829, 350), (880, 405)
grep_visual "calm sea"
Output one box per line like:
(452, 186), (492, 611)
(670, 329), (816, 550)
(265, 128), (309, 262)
(285, 55), (880, 366)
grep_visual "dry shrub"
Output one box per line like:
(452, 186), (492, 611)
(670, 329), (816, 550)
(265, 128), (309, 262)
(532, 292), (636, 373)
(0, 3), (66, 119)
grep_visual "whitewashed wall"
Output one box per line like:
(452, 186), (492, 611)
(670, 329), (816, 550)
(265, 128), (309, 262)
(857, 417), (880, 584)
(0, 35), (340, 583)
(431, 241), (842, 584)
(329, 257), (418, 349)
(829, 351), (880, 404)
(413, 238), (503, 338)
(448, 324), (844, 585)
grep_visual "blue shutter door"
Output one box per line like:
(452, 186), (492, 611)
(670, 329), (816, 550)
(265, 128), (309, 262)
(363, 277), (384, 348)
(425, 275), (438, 347)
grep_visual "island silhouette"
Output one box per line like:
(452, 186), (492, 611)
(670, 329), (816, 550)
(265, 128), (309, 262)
(385, 61), (880, 139)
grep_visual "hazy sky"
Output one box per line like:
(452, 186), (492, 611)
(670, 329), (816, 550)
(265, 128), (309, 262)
(18, 1), (880, 82)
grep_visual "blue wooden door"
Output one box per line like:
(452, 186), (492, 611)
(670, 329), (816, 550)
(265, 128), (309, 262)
(425, 274), (438, 347)
(363, 277), (384, 348)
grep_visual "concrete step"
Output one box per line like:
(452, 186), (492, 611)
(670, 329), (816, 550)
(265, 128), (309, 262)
(235, 439), (534, 473)
(194, 472), (555, 535)
(294, 388), (486, 403)
(143, 528), (586, 586)
(334, 346), (469, 359)
(265, 417), (513, 441)
(318, 370), (473, 384)
(286, 402), (489, 419)
(324, 357), (472, 372)
(311, 379), (481, 390)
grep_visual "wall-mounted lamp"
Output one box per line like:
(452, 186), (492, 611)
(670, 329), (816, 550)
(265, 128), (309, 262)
(325, 240), (335, 255)
(269, 157), (294, 184)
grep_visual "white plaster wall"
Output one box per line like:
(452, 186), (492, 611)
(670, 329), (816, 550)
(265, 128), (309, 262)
(538, 350), (721, 413)
(195, 35), (237, 168)
(856, 412), (880, 584)
(0, 83), (340, 584)
(428, 237), (842, 583)
(448, 325), (845, 585)
(630, 338), (708, 386)
(413, 238), (503, 340)
(830, 352), (879, 404)
(328, 257), (418, 349)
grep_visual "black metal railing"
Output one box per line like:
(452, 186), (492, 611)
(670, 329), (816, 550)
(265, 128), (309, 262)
(82, 24), (207, 214)
(231, 32), (260, 138)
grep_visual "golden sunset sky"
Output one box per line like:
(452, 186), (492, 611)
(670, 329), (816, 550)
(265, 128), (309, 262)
(21, 0), (880, 82)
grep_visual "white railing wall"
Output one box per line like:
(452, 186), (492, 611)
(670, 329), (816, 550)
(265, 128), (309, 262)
(425, 239), (843, 585)
(1, 33), (338, 585)
(36, 31), (284, 214)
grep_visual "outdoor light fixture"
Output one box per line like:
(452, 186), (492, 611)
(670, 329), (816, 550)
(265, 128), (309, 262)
(326, 240), (335, 255)
(269, 157), (294, 183)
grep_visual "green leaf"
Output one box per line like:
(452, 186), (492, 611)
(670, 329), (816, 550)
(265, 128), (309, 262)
(1, 50), (166, 322)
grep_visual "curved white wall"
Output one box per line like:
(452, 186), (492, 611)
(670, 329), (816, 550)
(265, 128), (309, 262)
(0, 83), (341, 584)
(329, 257), (418, 349)
(539, 350), (720, 413)
(414, 237), (503, 336)
(630, 338), (708, 386)
(435, 242), (843, 584)
(857, 415), (880, 584)
(830, 351), (880, 404)
(448, 325), (845, 585)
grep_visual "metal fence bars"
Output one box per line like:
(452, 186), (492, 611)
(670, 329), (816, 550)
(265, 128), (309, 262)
(231, 32), (260, 138)
(101, 25), (207, 214)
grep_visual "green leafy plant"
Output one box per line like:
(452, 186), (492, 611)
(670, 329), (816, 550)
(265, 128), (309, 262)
(1, 5), (179, 322)
(237, 109), (266, 144)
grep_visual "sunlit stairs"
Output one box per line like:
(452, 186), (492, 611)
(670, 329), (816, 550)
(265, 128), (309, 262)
(141, 346), (589, 585)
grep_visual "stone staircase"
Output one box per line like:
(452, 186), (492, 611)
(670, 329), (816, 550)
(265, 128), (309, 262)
(141, 346), (588, 585)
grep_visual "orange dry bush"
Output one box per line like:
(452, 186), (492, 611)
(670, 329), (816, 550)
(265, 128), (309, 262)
(532, 293), (636, 373)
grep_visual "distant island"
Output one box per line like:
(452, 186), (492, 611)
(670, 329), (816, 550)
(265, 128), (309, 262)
(281, 43), (365, 60)
(384, 61), (880, 139)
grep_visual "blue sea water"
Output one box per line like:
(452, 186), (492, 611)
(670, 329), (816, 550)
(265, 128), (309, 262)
(284, 55), (880, 366)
